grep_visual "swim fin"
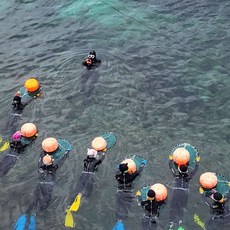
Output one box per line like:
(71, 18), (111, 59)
(0, 141), (9, 152)
(112, 220), (125, 230)
(14, 214), (27, 230)
(194, 214), (206, 230)
(65, 209), (75, 228)
(28, 215), (36, 230)
(70, 193), (82, 212)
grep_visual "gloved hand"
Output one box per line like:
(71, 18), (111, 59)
(136, 190), (141, 196)
(141, 159), (147, 166)
(199, 187), (204, 194)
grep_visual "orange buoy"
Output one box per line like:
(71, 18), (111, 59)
(121, 159), (136, 174)
(20, 123), (37, 137)
(91, 137), (107, 151)
(24, 78), (39, 92)
(199, 172), (218, 189)
(151, 183), (168, 201)
(172, 147), (190, 165)
(42, 137), (58, 153)
(42, 154), (54, 165)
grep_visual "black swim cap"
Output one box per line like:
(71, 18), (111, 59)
(119, 163), (128, 172)
(89, 50), (96, 57)
(147, 189), (156, 198)
(214, 192), (223, 201)
(13, 95), (21, 103)
(179, 164), (188, 173)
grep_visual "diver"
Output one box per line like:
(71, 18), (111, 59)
(65, 137), (107, 228)
(136, 184), (167, 230)
(14, 137), (72, 230)
(199, 172), (230, 230)
(82, 50), (101, 69)
(168, 144), (199, 230)
(0, 123), (38, 177)
(113, 156), (146, 230)
(70, 148), (105, 201)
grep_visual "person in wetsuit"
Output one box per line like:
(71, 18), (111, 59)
(0, 124), (38, 177)
(70, 148), (105, 202)
(136, 189), (166, 230)
(115, 161), (145, 222)
(82, 50), (101, 69)
(201, 191), (230, 230)
(169, 162), (199, 229)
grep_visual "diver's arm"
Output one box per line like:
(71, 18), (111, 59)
(201, 194), (213, 207)
(169, 160), (177, 176)
(188, 162), (199, 179)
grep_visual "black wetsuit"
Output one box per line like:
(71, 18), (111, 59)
(115, 165), (144, 221)
(70, 153), (105, 203)
(0, 136), (36, 177)
(169, 161), (199, 228)
(137, 197), (165, 230)
(202, 193), (230, 230)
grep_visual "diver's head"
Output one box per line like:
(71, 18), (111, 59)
(178, 164), (188, 174)
(88, 50), (96, 60)
(119, 163), (129, 173)
(42, 154), (54, 166)
(213, 192), (224, 203)
(147, 189), (156, 201)
(12, 95), (22, 107)
(12, 131), (22, 142)
(84, 58), (93, 67)
(87, 148), (98, 158)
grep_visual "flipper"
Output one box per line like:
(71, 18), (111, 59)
(112, 220), (125, 230)
(70, 193), (82, 212)
(14, 214), (27, 230)
(194, 214), (206, 230)
(0, 140), (10, 152)
(65, 209), (75, 228)
(28, 215), (36, 230)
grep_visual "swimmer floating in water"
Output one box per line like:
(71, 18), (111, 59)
(0, 123), (38, 177)
(168, 143), (200, 230)
(14, 137), (72, 230)
(113, 155), (147, 230)
(136, 183), (167, 230)
(65, 137), (107, 228)
(198, 172), (230, 230)
(82, 50), (101, 69)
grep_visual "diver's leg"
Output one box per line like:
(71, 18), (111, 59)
(169, 189), (188, 226)
(83, 174), (95, 198)
(115, 191), (133, 221)
(0, 154), (18, 177)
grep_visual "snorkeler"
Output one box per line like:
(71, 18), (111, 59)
(113, 155), (147, 230)
(82, 50), (101, 69)
(65, 137), (107, 228)
(65, 134), (116, 228)
(0, 123), (38, 177)
(14, 137), (72, 230)
(136, 183), (167, 230)
(168, 143), (200, 230)
(198, 172), (230, 230)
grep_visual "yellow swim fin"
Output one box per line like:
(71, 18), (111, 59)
(65, 209), (75, 228)
(0, 141), (10, 152)
(194, 214), (206, 230)
(70, 193), (82, 212)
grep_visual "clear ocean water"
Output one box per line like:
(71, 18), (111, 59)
(0, 0), (229, 229)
